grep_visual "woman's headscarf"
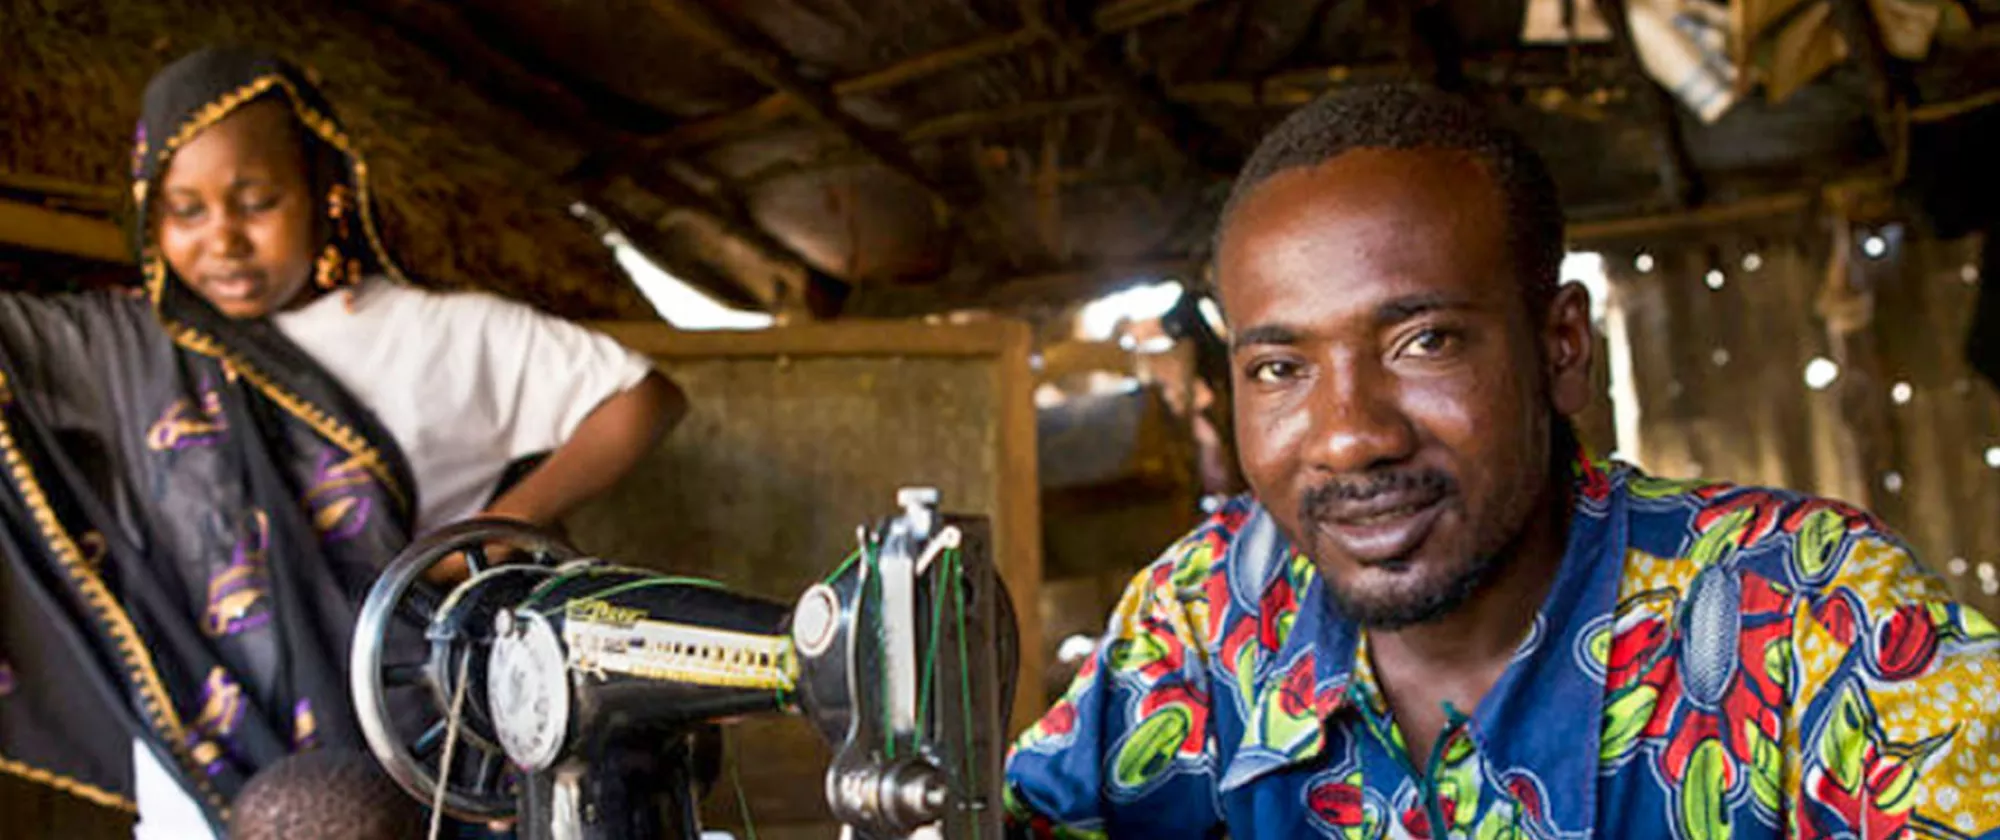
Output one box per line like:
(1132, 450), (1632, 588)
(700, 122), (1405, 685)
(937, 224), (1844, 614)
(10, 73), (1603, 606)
(130, 46), (409, 304)
(0, 47), (420, 834)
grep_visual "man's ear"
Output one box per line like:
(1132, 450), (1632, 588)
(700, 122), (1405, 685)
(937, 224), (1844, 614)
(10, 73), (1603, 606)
(1544, 283), (1594, 417)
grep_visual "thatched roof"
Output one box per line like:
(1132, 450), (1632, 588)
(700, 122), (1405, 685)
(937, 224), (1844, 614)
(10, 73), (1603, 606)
(2, 0), (652, 319)
(6, 0), (1999, 321)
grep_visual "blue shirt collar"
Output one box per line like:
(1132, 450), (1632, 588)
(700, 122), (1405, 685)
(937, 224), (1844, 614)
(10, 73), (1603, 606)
(1219, 457), (1629, 823)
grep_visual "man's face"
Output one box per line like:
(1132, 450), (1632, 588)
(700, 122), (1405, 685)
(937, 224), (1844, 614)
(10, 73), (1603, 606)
(1217, 147), (1591, 629)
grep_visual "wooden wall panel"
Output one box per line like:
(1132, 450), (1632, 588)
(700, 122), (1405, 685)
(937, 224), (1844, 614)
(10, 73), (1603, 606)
(1599, 229), (2000, 619)
(1863, 234), (2000, 617)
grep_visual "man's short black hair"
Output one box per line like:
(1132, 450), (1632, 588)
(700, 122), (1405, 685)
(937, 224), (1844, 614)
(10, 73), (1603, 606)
(1219, 84), (1565, 313)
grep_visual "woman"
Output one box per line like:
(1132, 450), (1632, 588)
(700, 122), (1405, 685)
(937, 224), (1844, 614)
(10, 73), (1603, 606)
(0, 47), (686, 838)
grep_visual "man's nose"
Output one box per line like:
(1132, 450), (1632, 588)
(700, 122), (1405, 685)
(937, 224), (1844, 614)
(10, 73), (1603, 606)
(1304, 363), (1417, 475)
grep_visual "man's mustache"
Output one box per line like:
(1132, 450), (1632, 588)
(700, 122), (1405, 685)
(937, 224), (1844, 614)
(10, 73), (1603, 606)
(1300, 468), (1456, 521)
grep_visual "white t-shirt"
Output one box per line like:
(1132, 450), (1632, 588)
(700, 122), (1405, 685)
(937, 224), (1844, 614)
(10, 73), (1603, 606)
(132, 277), (655, 839)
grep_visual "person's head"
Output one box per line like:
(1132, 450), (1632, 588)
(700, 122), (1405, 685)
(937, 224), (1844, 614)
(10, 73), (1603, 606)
(226, 748), (427, 840)
(1216, 84), (1592, 630)
(132, 47), (398, 320)
(152, 98), (321, 318)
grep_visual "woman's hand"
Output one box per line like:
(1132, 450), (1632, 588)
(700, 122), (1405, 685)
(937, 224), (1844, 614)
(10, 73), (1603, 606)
(481, 371), (686, 527)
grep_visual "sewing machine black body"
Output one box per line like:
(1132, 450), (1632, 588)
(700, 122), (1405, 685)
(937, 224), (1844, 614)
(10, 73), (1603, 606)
(350, 489), (1017, 840)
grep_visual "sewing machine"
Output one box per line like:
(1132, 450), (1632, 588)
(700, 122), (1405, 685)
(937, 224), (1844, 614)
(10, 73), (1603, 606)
(348, 488), (1019, 840)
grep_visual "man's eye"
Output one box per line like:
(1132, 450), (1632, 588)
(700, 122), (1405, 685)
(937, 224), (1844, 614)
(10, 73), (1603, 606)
(1248, 360), (1301, 384)
(1403, 328), (1459, 358)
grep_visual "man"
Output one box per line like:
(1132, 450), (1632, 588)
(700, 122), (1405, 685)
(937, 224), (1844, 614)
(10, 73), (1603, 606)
(1002, 85), (2000, 838)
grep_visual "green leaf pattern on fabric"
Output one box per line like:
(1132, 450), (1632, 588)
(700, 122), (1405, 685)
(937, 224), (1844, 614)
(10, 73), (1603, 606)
(1113, 705), (1192, 792)
(1600, 684), (1659, 764)
(1679, 738), (1732, 840)
(1791, 507), (1845, 582)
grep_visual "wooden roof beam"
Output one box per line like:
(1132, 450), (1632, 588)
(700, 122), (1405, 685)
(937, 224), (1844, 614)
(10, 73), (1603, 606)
(0, 197), (127, 263)
(658, 29), (1043, 152)
(351, 0), (839, 311)
(563, 157), (851, 317)
(654, 0), (1215, 153)
(1018, 0), (1241, 177)
(645, 0), (963, 213)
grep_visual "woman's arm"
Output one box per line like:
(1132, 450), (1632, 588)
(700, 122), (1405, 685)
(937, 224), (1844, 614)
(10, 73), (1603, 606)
(424, 370), (685, 586)
(480, 370), (687, 527)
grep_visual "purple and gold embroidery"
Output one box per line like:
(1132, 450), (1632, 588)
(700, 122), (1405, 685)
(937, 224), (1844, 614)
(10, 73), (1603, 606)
(293, 699), (318, 750)
(131, 121), (149, 206)
(186, 734), (227, 778)
(184, 666), (246, 777)
(204, 511), (271, 638)
(305, 450), (374, 544)
(195, 667), (245, 739)
(145, 386), (227, 452)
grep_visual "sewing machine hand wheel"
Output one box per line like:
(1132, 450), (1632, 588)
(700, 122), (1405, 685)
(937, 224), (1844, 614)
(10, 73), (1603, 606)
(350, 518), (585, 822)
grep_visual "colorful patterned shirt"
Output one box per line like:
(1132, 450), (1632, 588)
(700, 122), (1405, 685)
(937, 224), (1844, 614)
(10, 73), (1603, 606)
(1003, 458), (2000, 839)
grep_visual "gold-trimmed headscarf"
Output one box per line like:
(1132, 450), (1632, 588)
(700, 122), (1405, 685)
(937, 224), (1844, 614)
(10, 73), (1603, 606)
(127, 47), (415, 508)
(129, 47), (410, 309)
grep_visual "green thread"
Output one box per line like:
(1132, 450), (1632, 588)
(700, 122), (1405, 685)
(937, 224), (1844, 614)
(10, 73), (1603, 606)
(519, 566), (727, 612)
(823, 546), (863, 583)
(915, 550), (949, 734)
(578, 576), (727, 605)
(948, 549), (983, 840)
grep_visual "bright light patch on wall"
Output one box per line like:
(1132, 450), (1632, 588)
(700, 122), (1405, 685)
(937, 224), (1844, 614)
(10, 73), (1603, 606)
(1634, 252), (1656, 273)
(1078, 280), (1184, 341)
(1704, 269), (1726, 290)
(1741, 252), (1763, 272)
(1985, 446), (2000, 469)
(1562, 251), (1609, 323)
(1803, 357), (1841, 390)
(609, 239), (774, 330)
(1891, 381), (1913, 405)
(1569, 251), (1645, 467)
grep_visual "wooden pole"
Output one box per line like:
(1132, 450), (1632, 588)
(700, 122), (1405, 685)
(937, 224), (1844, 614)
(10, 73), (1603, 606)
(1568, 191), (1817, 244)
(1826, 0), (1906, 159)
(1598, 0), (1704, 209)
(0, 198), (127, 263)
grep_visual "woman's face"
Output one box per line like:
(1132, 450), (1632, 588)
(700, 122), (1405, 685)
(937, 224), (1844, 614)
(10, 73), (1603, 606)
(154, 99), (318, 319)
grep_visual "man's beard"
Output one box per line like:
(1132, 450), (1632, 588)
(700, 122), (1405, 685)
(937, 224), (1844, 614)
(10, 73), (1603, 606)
(1317, 542), (1507, 630)
(1299, 466), (1537, 631)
